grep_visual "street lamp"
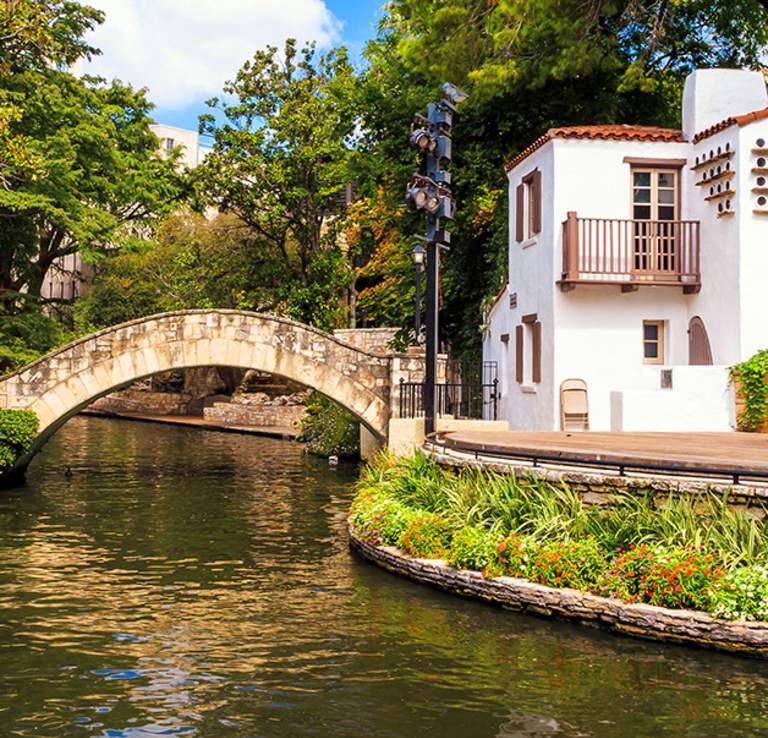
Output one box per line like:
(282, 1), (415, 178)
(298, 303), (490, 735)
(405, 83), (468, 434)
(412, 244), (425, 345)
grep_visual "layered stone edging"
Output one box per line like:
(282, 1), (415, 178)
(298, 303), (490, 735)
(349, 527), (768, 658)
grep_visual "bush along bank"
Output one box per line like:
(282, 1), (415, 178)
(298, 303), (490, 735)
(349, 453), (768, 623)
(0, 409), (39, 480)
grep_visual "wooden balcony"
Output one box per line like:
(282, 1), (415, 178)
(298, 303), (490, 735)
(559, 212), (701, 293)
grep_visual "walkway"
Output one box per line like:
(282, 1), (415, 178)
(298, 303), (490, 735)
(82, 409), (299, 439)
(439, 431), (768, 476)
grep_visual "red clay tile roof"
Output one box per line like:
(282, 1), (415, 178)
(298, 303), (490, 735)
(693, 107), (768, 143)
(505, 124), (685, 172)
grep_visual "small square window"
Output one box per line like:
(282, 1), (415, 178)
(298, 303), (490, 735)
(643, 320), (664, 364)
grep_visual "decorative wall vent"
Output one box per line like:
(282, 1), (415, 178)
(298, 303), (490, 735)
(752, 136), (768, 216)
(693, 141), (735, 217)
(509, 292), (518, 309)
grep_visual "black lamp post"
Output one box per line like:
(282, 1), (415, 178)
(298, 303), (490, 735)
(405, 82), (468, 434)
(412, 243), (425, 345)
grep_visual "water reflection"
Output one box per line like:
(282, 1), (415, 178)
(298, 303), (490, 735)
(0, 416), (766, 737)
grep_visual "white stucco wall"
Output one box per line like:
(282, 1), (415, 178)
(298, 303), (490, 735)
(150, 123), (203, 169)
(682, 68), (767, 141)
(737, 121), (768, 359)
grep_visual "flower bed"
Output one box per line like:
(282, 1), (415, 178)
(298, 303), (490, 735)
(348, 453), (768, 644)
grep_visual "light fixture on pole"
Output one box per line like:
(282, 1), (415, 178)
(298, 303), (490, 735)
(405, 83), (469, 434)
(412, 243), (425, 345)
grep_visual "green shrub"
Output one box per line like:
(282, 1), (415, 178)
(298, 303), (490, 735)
(299, 393), (359, 459)
(712, 565), (768, 621)
(526, 537), (607, 591)
(401, 514), (452, 559)
(637, 546), (722, 611)
(349, 488), (420, 547)
(489, 533), (531, 578)
(448, 525), (500, 573)
(0, 409), (39, 471)
(731, 349), (768, 431)
(598, 544), (657, 601)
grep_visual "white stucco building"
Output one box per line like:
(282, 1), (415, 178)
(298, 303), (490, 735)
(483, 68), (768, 432)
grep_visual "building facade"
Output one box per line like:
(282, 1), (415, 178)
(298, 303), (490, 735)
(484, 68), (768, 432)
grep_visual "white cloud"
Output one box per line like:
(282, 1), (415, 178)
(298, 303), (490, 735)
(83, 0), (342, 109)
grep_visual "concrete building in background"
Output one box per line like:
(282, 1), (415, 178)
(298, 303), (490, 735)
(40, 124), (211, 304)
(483, 68), (768, 433)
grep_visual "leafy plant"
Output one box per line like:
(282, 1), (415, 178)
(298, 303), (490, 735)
(401, 514), (453, 559)
(731, 349), (768, 431)
(447, 525), (499, 572)
(526, 537), (607, 591)
(712, 565), (768, 621)
(298, 393), (360, 459)
(0, 409), (38, 472)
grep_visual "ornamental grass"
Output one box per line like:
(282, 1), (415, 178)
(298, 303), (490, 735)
(351, 452), (768, 621)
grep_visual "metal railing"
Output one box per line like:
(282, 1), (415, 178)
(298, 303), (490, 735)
(399, 378), (499, 420)
(430, 439), (768, 486)
(561, 213), (701, 288)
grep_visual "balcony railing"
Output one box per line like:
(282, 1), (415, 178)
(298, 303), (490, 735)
(560, 212), (701, 293)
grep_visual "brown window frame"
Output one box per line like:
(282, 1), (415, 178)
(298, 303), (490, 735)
(643, 320), (665, 365)
(516, 168), (541, 242)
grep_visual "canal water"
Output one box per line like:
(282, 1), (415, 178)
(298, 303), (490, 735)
(1, 416), (767, 737)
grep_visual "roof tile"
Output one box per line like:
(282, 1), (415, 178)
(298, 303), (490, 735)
(505, 124), (684, 172)
(693, 107), (768, 143)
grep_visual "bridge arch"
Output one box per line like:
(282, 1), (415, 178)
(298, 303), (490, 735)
(0, 310), (392, 458)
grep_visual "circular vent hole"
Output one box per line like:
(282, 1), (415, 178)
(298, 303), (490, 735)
(759, 196), (767, 207)
(758, 157), (767, 167)
(758, 138), (766, 148)
(758, 176), (766, 186)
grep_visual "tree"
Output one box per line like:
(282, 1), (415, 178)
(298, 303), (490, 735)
(197, 39), (360, 328)
(73, 211), (270, 331)
(0, 1), (183, 313)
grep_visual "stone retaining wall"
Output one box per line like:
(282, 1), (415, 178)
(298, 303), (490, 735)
(203, 401), (306, 429)
(427, 446), (768, 519)
(349, 528), (768, 658)
(90, 390), (191, 416)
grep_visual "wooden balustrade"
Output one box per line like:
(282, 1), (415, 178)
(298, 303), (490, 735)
(560, 213), (701, 293)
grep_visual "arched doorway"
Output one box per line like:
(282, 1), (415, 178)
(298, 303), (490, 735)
(688, 316), (713, 365)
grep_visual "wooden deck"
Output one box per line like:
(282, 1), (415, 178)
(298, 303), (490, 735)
(440, 431), (768, 475)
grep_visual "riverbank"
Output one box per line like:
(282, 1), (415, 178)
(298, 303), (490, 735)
(349, 452), (768, 655)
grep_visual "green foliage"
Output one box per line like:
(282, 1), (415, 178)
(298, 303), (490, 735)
(349, 453), (768, 617)
(447, 525), (499, 572)
(298, 393), (360, 459)
(73, 211), (270, 330)
(0, 308), (77, 374)
(401, 514), (453, 558)
(0, 1), (183, 311)
(731, 350), (768, 431)
(197, 39), (359, 328)
(713, 565), (768, 621)
(526, 537), (607, 591)
(0, 408), (38, 471)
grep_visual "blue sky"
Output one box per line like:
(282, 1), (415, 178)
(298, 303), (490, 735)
(84, 0), (386, 132)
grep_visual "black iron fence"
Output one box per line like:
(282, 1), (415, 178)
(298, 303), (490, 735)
(398, 378), (499, 420)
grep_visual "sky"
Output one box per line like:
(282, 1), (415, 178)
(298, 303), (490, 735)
(83, 0), (385, 131)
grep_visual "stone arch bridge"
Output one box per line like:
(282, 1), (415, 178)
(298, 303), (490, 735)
(0, 310), (427, 467)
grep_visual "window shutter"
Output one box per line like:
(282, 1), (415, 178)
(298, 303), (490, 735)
(532, 170), (542, 234)
(515, 184), (524, 242)
(532, 321), (542, 383)
(515, 325), (524, 383)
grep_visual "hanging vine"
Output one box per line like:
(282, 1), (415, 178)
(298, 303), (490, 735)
(730, 349), (768, 431)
